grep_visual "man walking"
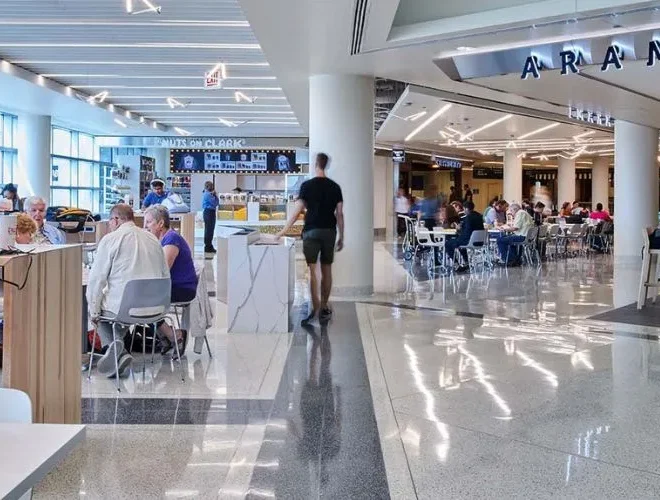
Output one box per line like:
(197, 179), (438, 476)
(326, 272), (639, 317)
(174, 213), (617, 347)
(277, 153), (344, 325)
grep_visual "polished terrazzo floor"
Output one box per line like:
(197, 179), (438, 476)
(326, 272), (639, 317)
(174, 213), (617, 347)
(33, 241), (660, 499)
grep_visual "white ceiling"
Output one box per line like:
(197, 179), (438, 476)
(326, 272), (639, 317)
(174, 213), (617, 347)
(377, 87), (614, 160)
(0, 0), (303, 137)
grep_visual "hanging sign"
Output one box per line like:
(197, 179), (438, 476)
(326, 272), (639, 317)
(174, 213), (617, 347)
(434, 156), (464, 169)
(204, 71), (222, 89)
(521, 40), (660, 80)
(392, 148), (405, 163)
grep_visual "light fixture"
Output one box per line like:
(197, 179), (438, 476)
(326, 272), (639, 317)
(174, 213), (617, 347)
(405, 111), (427, 122)
(166, 97), (186, 108)
(217, 117), (238, 127)
(456, 46), (475, 51)
(139, 116), (145, 123)
(517, 122), (560, 140)
(174, 127), (192, 136)
(209, 62), (227, 79)
(405, 103), (452, 142)
(461, 114), (512, 141)
(152, 121), (158, 129)
(439, 131), (453, 139)
(127, 0), (162, 15)
(87, 90), (109, 104)
(445, 126), (462, 136)
(125, 0), (132, 12)
(506, 141), (517, 149)
(234, 91), (256, 104)
(114, 118), (127, 128)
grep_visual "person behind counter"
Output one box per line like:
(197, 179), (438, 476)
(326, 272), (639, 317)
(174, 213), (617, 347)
(87, 204), (170, 378)
(24, 196), (66, 244)
(144, 205), (198, 357)
(16, 213), (37, 244)
(3, 183), (23, 211)
(142, 179), (170, 208)
(202, 181), (219, 254)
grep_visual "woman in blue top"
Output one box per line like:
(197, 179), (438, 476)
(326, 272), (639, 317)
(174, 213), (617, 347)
(202, 181), (219, 253)
(144, 205), (198, 357)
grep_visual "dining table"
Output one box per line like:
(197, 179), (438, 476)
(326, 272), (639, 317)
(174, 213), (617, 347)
(0, 423), (85, 500)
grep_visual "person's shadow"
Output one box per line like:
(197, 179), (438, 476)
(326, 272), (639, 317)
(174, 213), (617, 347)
(288, 323), (342, 485)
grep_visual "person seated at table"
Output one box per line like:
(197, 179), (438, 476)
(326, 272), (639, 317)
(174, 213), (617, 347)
(485, 199), (507, 226)
(590, 203), (611, 222)
(3, 183), (23, 211)
(445, 201), (484, 272)
(497, 203), (534, 265)
(522, 199), (534, 216)
(532, 202), (546, 226)
(144, 205), (198, 357)
(15, 213), (36, 244)
(559, 202), (572, 218)
(450, 200), (465, 219)
(437, 203), (461, 229)
(24, 196), (66, 244)
(483, 197), (499, 223)
(142, 179), (170, 209)
(87, 204), (170, 378)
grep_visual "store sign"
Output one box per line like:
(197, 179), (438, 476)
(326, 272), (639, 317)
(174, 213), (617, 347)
(434, 156), (463, 169)
(568, 106), (614, 127)
(170, 149), (298, 174)
(521, 40), (660, 80)
(392, 148), (405, 163)
(155, 137), (246, 149)
(473, 167), (503, 179)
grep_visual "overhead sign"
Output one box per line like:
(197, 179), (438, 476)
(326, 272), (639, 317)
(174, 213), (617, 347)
(204, 70), (222, 89)
(473, 167), (503, 179)
(170, 149), (298, 174)
(434, 156), (464, 169)
(568, 106), (614, 128)
(156, 137), (246, 148)
(392, 148), (405, 163)
(522, 39), (660, 80)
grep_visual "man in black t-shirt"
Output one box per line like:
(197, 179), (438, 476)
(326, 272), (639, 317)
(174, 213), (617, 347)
(277, 153), (344, 325)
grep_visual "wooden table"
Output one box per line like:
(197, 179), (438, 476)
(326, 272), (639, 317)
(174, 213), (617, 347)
(2, 245), (82, 424)
(0, 423), (85, 500)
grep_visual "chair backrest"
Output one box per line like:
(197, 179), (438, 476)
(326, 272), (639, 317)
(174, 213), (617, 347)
(525, 226), (539, 243)
(114, 278), (172, 324)
(0, 388), (32, 423)
(643, 227), (652, 253)
(466, 230), (487, 247)
(537, 225), (548, 238)
(415, 226), (432, 245)
(548, 225), (560, 237)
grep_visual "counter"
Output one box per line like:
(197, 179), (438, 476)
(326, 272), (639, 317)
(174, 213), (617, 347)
(217, 228), (295, 333)
(1, 245), (82, 424)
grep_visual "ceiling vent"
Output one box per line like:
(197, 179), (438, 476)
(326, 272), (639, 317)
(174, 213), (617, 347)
(350, 0), (370, 55)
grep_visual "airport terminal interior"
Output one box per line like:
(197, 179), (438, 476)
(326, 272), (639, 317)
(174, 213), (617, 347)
(3, 0), (660, 499)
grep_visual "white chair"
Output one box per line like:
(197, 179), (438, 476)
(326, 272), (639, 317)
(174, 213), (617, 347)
(0, 388), (32, 500)
(637, 228), (660, 309)
(455, 230), (490, 271)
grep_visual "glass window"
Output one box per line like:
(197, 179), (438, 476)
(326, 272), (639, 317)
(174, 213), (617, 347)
(51, 158), (71, 187)
(0, 110), (18, 185)
(52, 128), (72, 157)
(79, 134), (94, 160)
(51, 188), (71, 207)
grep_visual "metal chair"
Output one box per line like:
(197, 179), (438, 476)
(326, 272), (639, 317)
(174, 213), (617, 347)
(638, 228), (660, 309)
(455, 230), (490, 271)
(88, 278), (183, 391)
(171, 300), (213, 359)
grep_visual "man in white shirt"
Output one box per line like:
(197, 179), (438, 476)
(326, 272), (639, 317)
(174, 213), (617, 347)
(87, 204), (170, 377)
(497, 203), (534, 265)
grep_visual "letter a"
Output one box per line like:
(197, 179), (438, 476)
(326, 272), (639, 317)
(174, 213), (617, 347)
(601, 45), (623, 72)
(521, 56), (541, 80)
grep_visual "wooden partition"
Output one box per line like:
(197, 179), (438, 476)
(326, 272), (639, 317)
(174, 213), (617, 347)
(133, 212), (196, 256)
(1, 245), (82, 424)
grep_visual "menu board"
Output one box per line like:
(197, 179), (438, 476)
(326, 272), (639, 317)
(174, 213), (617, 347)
(170, 149), (297, 174)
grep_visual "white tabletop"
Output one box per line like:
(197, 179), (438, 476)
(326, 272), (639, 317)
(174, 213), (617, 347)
(0, 424), (85, 500)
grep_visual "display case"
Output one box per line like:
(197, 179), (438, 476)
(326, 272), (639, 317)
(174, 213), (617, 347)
(167, 174), (192, 207)
(103, 163), (132, 212)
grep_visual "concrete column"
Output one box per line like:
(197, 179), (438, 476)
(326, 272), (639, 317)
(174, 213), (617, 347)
(309, 74), (374, 295)
(592, 156), (610, 211)
(557, 157), (576, 207)
(614, 120), (659, 258)
(503, 149), (522, 202)
(16, 113), (51, 203)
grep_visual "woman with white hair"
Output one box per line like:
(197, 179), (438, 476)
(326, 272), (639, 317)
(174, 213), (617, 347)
(497, 202), (534, 266)
(143, 205), (198, 357)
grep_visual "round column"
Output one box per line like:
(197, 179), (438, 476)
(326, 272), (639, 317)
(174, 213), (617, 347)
(614, 120), (659, 258)
(591, 156), (610, 211)
(557, 157), (576, 208)
(309, 74), (374, 295)
(503, 149), (522, 202)
(17, 113), (51, 203)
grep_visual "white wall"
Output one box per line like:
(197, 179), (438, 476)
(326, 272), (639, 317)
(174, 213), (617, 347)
(373, 155), (389, 229)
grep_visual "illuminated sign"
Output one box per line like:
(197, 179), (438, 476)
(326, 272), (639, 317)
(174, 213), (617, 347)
(521, 40), (660, 80)
(434, 156), (463, 169)
(392, 148), (405, 163)
(155, 137), (246, 148)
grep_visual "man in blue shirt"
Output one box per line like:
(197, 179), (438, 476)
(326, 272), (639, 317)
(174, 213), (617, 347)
(24, 196), (66, 244)
(202, 181), (219, 253)
(142, 179), (170, 208)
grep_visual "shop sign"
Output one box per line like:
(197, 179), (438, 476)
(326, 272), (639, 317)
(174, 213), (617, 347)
(521, 40), (660, 80)
(567, 106), (614, 127)
(155, 137), (246, 149)
(473, 167), (503, 179)
(434, 156), (464, 169)
(392, 148), (405, 163)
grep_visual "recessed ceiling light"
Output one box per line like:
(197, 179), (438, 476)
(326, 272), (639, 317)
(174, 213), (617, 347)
(139, 116), (145, 123)
(114, 118), (127, 128)
(456, 46), (475, 51)
(234, 91), (255, 104)
(209, 62), (228, 79)
(461, 115), (512, 140)
(217, 117), (238, 127)
(166, 97), (186, 109)
(87, 90), (109, 104)
(174, 127), (192, 136)
(405, 111), (427, 122)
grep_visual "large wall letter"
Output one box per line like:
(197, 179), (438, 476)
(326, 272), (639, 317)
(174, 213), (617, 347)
(521, 55), (542, 80)
(601, 45), (623, 71)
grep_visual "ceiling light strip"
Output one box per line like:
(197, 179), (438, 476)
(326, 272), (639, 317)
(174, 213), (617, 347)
(516, 122), (561, 140)
(461, 115), (513, 141)
(405, 103), (452, 142)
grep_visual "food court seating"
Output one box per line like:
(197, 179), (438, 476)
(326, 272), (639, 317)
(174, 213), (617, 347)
(454, 230), (490, 272)
(637, 228), (660, 309)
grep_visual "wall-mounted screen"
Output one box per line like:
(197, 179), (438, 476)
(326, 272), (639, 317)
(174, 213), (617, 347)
(170, 149), (298, 174)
